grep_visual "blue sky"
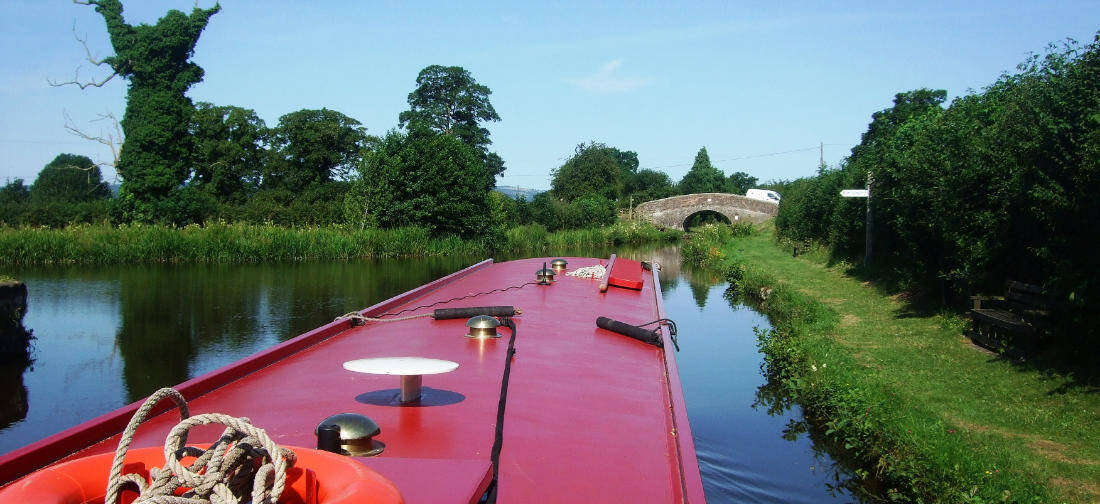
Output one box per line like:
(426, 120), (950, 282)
(1, 1), (1098, 190)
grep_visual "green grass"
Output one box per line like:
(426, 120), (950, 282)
(685, 222), (1100, 503)
(0, 220), (680, 266)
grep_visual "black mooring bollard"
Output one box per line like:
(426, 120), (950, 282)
(317, 423), (342, 454)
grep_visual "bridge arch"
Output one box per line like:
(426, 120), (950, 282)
(634, 193), (778, 231)
(682, 209), (732, 229)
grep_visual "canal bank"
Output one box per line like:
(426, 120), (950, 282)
(684, 223), (1100, 503)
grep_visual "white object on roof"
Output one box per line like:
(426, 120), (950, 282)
(344, 357), (459, 375)
(344, 357), (459, 404)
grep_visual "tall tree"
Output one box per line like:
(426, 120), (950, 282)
(725, 171), (758, 194)
(551, 142), (631, 202)
(398, 65), (504, 188)
(679, 147), (725, 193)
(267, 108), (368, 191)
(29, 154), (111, 203)
(61, 0), (220, 222)
(0, 178), (30, 226)
(347, 126), (490, 237)
(0, 179), (30, 205)
(627, 168), (675, 202)
(852, 88), (947, 159)
(190, 102), (268, 203)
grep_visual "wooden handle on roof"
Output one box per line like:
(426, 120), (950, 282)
(600, 254), (617, 293)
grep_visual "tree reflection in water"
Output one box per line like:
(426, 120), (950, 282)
(742, 287), (884, 502)
(113, 258), (478, 402)
(0, 284), (32, 430)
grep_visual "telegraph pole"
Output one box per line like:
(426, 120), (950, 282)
(819, 142), (824, 169)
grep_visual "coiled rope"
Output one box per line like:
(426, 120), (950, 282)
(566, 265), (605, 279)
(105, 387), (296, 504)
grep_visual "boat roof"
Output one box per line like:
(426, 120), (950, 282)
(0, 257), (705, 503)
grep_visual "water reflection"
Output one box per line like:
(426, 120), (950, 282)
(753, 377), (869, 501)
(5, 257), (479, 452)
(660, 256), (862, 503)
(111, 259), (485, 402)
(0, 363), (28, 430)
(0, 281), (32, 430)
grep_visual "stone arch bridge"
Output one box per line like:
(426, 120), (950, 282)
(634, 193), (778, 231)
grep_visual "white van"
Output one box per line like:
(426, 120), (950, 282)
(745, 188), (781, 205)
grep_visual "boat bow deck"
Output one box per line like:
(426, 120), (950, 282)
(0, 257), (705, 503)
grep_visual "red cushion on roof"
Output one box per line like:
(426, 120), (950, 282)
(607, 258), (644, 290)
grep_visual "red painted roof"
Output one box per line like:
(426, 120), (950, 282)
(0, 257), (705, 503)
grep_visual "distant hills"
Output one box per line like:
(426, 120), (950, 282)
(494, 185), (543, 201)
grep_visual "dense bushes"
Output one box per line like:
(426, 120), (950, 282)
(529, 193), (617, 230)
(346, 127), (491, 238)
(0, 154), (115, 227)
(775, 36), (1100, 351)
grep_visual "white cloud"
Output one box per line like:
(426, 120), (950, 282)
(565, 59), (648, 93)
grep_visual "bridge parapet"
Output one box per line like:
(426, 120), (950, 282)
(634, 192), (777, 231)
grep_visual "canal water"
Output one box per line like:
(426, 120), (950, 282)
(3, 246), (860, 502)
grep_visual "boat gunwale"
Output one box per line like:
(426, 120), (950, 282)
(653, 266), (707, 503)
(0, 258), (495, 486)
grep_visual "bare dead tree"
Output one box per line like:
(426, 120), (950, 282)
(63, 110), (123, 177)
(48, 22), (118, 90)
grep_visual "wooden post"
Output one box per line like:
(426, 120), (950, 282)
(865, 172), (873, 265)
(599, 254), (617, 293)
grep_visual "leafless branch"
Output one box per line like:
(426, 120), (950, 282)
(48, 22), (118, 89)
(73, 23), (108, 66)
(63, 110), (123, 169)
(51, 163), (111, 194)
(48, 68), (117, 89)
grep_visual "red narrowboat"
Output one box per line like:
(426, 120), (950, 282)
(0, 256), (705, 503)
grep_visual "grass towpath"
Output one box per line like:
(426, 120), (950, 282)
(727, 224), (1099, 503)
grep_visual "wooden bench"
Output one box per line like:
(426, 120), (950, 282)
(791, 238), (812, 257)
(970, 281), (1049, 354)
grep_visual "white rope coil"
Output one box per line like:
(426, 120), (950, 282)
(566, 265), (606, 279)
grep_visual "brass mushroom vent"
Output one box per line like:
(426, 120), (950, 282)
(315, 413), (384, 456)
(536, 261), (555, 285)
(466, 315), (501, 339)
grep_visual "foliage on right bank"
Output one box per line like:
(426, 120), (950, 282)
(772, 35), (1100, 353)
(682, 224), (1060, 503)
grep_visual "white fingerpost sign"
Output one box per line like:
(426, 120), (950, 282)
(839, 172), (873, 264)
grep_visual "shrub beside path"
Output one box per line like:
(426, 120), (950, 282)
(704, 223), (1098, 503)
